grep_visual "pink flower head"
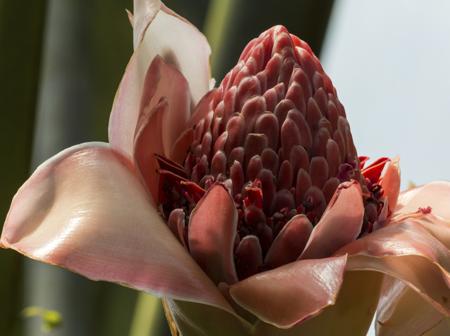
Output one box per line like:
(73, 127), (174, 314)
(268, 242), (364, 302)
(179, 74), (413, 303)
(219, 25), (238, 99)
(2, 1), (449, 335)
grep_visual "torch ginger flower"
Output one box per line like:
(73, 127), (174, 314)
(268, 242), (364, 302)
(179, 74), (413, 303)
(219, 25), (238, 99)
(2, 1), (449, 335)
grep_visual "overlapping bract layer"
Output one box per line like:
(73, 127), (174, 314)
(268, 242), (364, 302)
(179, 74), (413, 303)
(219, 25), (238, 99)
(161, 26), (380, 280)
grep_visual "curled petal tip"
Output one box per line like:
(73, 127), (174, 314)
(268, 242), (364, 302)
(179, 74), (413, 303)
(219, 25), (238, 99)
(136, 1), (212, 104)
(381, 157), (401, 215)
(132, 0), (161, 48)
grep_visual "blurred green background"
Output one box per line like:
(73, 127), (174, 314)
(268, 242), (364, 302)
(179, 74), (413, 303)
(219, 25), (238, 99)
(0, 1), (333, 335)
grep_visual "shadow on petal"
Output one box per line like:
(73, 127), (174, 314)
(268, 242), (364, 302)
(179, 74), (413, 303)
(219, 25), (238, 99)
(376, 278), (446, 336)
(109, 45), (191, 160)
(252, 271), (383, 336)
(300, 181), (364, 259)
(230, 255), (348, 329)
(138, 2), (212, 105)
(339, 221), (450, 318)
(423, 318), (450, 336)
(134, 96), (166, 202)
(188, 184), (238, 285)
(135, 56), (191, 157)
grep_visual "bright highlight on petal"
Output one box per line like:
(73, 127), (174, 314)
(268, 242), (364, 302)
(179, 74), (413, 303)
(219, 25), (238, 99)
(341, 220), (450, 318)
(376, 279), (446, 336)
(0, 143), (232, 313)
(135, 0), (212, 105)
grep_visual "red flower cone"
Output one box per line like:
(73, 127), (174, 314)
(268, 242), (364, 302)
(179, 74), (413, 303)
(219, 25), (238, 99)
(2, 1), (449, 335)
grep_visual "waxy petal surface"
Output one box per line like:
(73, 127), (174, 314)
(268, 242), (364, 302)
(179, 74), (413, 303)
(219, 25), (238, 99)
(229, 255), (348, 328)
(138, 56), (190, 157)
(132, 0), (160, 48)
(136, 1), (211, 105)
(134, 96), (166, 202)
(189, 184), (238, 284)
(109, 54), (190, 159)
(300, 181), (364, 259)
(380, 158), (401, 215)
(339, 220), (450, 318)
(186, 89), (217, 129)
(391, 212), (450, 250)
(376, 279), (446, 336)
(108, 49), (142, 157)
(394, 181), (450, 220)
(252, 271), (383, 336)
(0, 143), (232, 312)
(264, 215), (312, 268)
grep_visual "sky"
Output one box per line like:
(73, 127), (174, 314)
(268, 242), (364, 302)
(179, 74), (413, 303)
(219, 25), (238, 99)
(321, 1), (450, 334)
(323, 0), (450, 189)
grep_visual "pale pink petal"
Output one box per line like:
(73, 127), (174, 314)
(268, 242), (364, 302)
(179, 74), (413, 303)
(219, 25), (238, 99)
(264, 215), (312, 268)
(108, 50), (142, 157)
(109, 54), (190, 158)
(376, 279), (446, 336)
(133, 97), (165, 202)
(252, 271), (383, 335)
(136, 56), (190, 157)
(0, 143), (232, 312)
(186, 88), (217, 129)
(170, 128), (194, 164)
(339, 220), (450, 318)
(394, 181), (450, 221)
(423, 318), (450, 336)
(188, 184), (238, 284)
(168, 88), (218, 164)
(131, 0), (161, 48)
(229, 255), (348, 328)
(299, 181), (364, 259)
(391, 212), (450, 250)
(380, 158), (401, 215)
(137, 2), (212, 105)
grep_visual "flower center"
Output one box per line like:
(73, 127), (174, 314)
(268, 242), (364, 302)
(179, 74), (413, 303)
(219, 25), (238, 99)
(157, 26), (384, 279)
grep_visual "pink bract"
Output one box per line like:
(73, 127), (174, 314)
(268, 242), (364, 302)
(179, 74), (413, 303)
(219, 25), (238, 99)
(1, 1), (449, 335)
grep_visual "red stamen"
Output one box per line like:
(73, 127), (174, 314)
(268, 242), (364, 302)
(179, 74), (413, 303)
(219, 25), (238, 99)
(419, 206), (432, 214)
